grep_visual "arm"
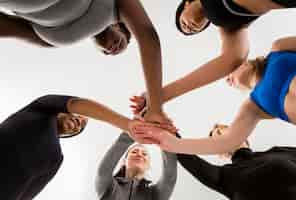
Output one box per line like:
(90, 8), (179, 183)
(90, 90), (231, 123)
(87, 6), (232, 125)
(28, 95), (131, 131)
(152, 151), (177, 200)
(95, 133), (134, 199)
(174, 99), (261, 154)
(271, 36), (296, 52)
(177, 154), (230, 197)
(117, 0), (163, 116)
(162, 28), (249, 103)
(135, 99), (261, 155)
(67, 97), (131, 131)
(0, 13), (52, 47)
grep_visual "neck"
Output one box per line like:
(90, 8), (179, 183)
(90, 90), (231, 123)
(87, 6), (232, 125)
(126, 169), (144, 180)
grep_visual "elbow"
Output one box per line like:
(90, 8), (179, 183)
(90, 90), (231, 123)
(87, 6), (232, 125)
(220, 50), (248, 72)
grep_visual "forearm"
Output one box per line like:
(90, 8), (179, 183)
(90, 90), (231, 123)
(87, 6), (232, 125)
(96, 133), (134, 197)
(67, 98), (131, 131)
(0, 13), (52, 47)
(162, 54), (243, 103)
(138, 30), (163, 113)
(174, 136), (240, 155)
(153, 151), (177, 199)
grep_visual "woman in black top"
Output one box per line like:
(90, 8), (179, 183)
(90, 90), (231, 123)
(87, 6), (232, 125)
(0, 94), (158, 200)
(177, 125), (296, 200)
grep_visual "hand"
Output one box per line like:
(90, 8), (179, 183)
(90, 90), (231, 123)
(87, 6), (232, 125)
(133, 125), (181, 153)
(130, 94), (178, 133)
(130, 95), (146, 115)
(127, 119), (161, 144)
(143, 110), (178, 133)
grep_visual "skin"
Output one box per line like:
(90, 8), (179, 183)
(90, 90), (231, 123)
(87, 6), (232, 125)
(66, 97), (174, 143)
(131, 37), (296, 154)
(94, 24), (129, 55)
(125, 145), (150, 180)
(226, 61), (257, 90)
(180, 1), (210, 34)
(210, 124), (249, 160)
(57, 113), (88, 137)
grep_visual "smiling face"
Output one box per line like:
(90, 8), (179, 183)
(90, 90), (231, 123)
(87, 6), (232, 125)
(177, 0), (210, 35)
(125, 144), (150, 176)
(95, 23), (131, 55)
(57, 113), (88, 138)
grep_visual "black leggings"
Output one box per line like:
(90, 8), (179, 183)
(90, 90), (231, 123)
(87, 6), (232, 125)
(272, 0), (296, 7)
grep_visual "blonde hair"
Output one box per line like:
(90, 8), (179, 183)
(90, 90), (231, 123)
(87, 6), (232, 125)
(247, 56), (266, 86)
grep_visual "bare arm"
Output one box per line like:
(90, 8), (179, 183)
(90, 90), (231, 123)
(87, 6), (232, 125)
(117, 0), (163, 114)
(174, 99), (261, 155)
(0, 13), (52, 47)
(136, 99), (261, 155)
(271, 36), (296, 52)
(162, 28), (249, 102)
(67, 98), (131, 132)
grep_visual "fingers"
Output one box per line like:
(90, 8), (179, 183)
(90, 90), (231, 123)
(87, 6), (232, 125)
(130, 96), (147, 115)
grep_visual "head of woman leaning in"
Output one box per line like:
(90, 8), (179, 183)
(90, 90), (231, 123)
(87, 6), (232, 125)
(115, 144), (151, 179)
(176, 0), (210, 35)
(209, 124), (250, 160)
(226, 56), (266, 91)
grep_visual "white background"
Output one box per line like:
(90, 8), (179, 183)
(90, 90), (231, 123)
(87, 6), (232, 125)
(1, 1), (296, 199)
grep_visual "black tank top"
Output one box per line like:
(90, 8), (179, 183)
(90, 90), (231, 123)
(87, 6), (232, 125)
(272, 0), (296, 7)
(200, 0), (259, 31)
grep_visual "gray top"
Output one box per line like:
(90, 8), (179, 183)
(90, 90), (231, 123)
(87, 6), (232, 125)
(95, 133), (177, 200)
(0, 0), (117, 46)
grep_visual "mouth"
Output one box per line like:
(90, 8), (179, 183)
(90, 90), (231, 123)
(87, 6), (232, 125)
(106, 39), (123, 55)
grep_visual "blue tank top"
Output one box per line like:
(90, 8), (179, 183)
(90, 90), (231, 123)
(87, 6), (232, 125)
(250, 51), (296, 122)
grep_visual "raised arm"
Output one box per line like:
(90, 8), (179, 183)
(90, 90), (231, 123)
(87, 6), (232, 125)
(67, 97), (131, 132)
(95, 133), (134, 199)
(134, 99), (261, 155)
(162, 28), (249, 103)
(117, 0), (165, 123)
(271, 36), (296, 52)
(0, 13), (51, 47)
(177, 153), (230, 197)
(152, 150), (177, 200)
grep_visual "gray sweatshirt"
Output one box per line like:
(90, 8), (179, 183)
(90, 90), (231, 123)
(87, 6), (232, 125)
(95, 133), (177, 200)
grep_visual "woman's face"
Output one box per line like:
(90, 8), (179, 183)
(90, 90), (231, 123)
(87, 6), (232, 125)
(226, 62), (255, 91)
(125, 145), (150, 175)
(180, 0), (209, 34)
(95, 24), (129, 55)
(57, 113), (88, 137)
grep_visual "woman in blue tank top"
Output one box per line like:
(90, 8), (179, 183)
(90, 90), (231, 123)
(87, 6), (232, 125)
(0, 0), (174, 128)
(130, 37), (296, 156)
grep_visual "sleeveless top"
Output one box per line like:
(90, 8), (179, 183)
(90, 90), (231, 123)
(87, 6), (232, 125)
(250, 51), (296, 122)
